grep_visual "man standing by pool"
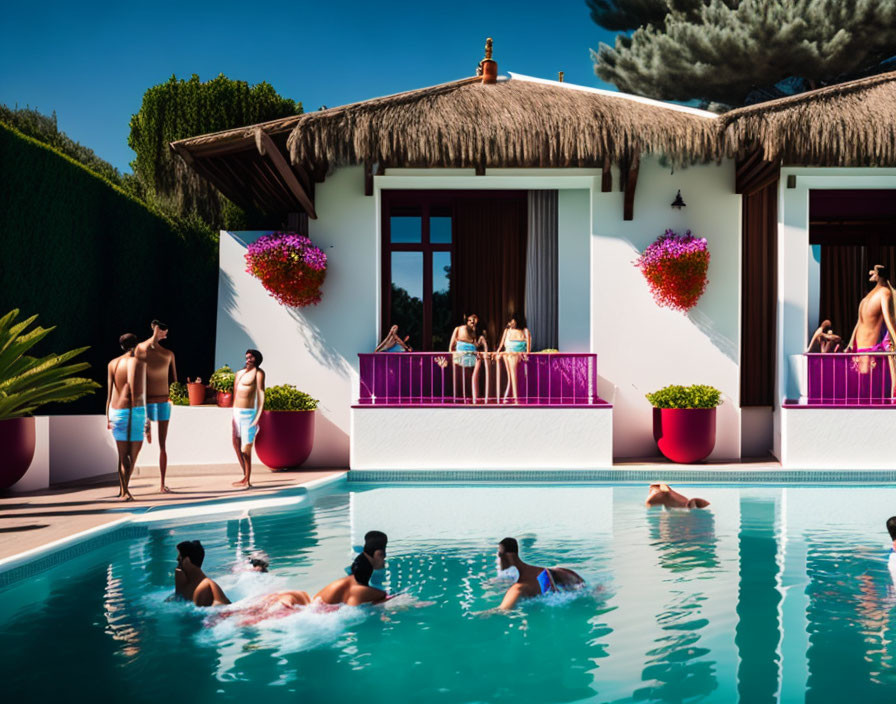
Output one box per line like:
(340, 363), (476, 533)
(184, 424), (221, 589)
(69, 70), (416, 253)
(232, 349), (265, 489)
(495, 537), (584, 610)
(137, 320), (177, 493)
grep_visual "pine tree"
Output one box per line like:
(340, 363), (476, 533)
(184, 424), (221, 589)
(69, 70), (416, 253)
(128, 74), (301, 227)
(589, 0), (896, 108)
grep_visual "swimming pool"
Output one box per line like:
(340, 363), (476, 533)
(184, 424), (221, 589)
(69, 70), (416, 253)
(2, 482), (896, 703)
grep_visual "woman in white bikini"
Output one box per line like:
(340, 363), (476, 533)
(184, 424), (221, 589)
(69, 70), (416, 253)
(496, 313), (531, 403)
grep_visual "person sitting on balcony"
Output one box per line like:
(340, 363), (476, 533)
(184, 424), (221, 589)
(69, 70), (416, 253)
(495, 537), (584, 610)
(449, 313), (488, 403)
(174, 540), (231, 607)
(375, 324), (413, 352)
(496, 313), (531, 403)
(806, 320), (842, 353)
(645, 483), (710, 509)
(845, 264), (896, 393)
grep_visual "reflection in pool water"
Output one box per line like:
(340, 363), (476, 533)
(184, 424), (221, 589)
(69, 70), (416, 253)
(2, 484), (896, 702)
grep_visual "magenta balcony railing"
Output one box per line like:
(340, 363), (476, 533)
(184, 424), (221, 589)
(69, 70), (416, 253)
(805, 352), (895, 405)
(357, 352), (602, 406)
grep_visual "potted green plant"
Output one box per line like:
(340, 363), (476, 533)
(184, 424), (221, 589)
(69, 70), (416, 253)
(254, 384), (318, 470)
(169, 381), (190, 406)
(646, 384), (722, 463)
(0, 309), (99, 489)
(209, 365), (236, 407)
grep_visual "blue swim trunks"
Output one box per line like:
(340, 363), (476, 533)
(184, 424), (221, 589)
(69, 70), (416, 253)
(146, 401), (172, 422)
(109, 407), (147, 442)
(233, 408), (259, 444)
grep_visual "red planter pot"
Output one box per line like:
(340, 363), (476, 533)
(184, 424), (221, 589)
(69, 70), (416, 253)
(255, 410), (315, 470)
(0, 416), (36, 490)
(653, 407), (716, 463)
(216, 391), (234, 407)
(187, 382), (207, 406)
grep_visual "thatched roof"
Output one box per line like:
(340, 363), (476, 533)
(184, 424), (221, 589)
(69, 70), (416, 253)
(170, 69), (896, 217)
(719, 70), (896, 166)
(285, 73), (717, 171)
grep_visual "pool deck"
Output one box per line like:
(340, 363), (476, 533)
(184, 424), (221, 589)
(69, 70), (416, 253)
(0, 469), (346, 561)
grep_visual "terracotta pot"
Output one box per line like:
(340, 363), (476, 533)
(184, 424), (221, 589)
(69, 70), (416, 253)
(0, 416), (36, 489)
(187, 382), (207, 406)
(255, 410), (315, 470)
(653, 407), (716, 463)
(216, 391), (234, 407)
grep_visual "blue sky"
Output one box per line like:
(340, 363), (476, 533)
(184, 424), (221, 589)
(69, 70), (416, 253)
(0, 1), (617, 173)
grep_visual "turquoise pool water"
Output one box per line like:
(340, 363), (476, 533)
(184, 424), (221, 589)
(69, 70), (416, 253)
(2, 483), (896, 703)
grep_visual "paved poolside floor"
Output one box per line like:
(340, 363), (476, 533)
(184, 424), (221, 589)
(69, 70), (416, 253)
(0, 469), (346, 561)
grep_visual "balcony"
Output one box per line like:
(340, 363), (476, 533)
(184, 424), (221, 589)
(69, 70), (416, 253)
(357, 352), (605, 406)
(350, 352), (613, 470)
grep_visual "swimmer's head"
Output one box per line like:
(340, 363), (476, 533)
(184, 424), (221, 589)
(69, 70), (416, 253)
(351, 552), (375, 586)
(248, 557), (269, 573)
(177, 540), (205, 568)
(887, 516), (896, 541)
(497, 537), (519, 570)
(119, 333), (138, 351)
(363, 530), (388, 570)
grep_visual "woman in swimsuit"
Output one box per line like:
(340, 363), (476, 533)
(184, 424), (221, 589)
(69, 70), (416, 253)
(496, 314), (531, 403)
(449, 313), (488, 403)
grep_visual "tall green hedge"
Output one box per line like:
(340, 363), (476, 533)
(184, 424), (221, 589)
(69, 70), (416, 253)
(0, 121), (219, 414)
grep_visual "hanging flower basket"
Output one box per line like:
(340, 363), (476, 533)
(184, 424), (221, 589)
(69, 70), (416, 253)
(635, 229), (709, 312)
(245, 232), (327, 307)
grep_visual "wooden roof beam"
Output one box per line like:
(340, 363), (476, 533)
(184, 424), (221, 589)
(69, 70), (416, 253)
(256, 129), (318, 219)
(620, 151), (640, 221)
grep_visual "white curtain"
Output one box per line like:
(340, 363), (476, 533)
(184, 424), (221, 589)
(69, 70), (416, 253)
(525, 190), (558, 350)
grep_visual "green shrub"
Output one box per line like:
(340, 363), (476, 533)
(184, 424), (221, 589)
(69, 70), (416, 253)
(264, 384), (318, 411)
(537, 348), (559, 353)
(0, 121), (218, 413)
(0, 309), (99, 419)
(209, 365), (235, 393)
(645, 384), (722, 409)
(170, 381), (189, 406)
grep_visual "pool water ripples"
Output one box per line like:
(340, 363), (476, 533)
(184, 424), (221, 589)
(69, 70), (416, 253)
(4, 484), (896, 702)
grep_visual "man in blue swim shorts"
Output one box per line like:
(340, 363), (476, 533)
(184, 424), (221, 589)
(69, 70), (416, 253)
(106, 333), (150, 501)
(137, 320), (177, 493)
(231, 348), (266, 489)
(495, 537), (584, 610)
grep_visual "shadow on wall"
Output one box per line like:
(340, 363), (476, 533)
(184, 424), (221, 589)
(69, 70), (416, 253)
(286, 307), (354, 379)
(217, 268), (257, 367)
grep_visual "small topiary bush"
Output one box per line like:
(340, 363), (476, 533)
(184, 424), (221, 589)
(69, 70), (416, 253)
(170, 381), (189, 406)
(646, 384), (721, 409)
(264, 384), (318, 411)
(209, 365), (235, 393)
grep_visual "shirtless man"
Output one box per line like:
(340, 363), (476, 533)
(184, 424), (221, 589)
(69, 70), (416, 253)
(449, 313), (488, 403)
(314, 530), (389, 606)
(232, 348), (266, 488)
(645, 483), (710, 509)
(496, 537), (584, 610)
(845, 264), (896, 394)
(137, 320), (177, 493)
(105, 333), (150, 501)
(174, 540), (231, 607)
(806, 320), (842, 354)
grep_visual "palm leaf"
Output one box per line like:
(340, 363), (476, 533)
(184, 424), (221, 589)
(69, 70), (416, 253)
(0, 309), (98, 420)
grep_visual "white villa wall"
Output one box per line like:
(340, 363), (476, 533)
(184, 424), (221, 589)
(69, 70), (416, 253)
(558, 189), (591, 352)
(217, 166), (377, 468)
(591, 157), (742, 459)
(774, 167), (896, 465)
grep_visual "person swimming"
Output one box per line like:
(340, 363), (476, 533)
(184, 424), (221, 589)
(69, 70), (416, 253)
(645, 483), (710, 509)
(174, 540), (231, 607)
(314, 530), (389, 606)
(495, 537), (584, 609)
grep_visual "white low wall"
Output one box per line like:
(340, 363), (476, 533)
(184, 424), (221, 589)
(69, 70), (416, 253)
(780, 407), (896, 469)
(350, 406), (613, 470)
(134, 406), (247, 469)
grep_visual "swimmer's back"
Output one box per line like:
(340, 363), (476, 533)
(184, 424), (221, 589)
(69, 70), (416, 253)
(193, 578), (231, 607)
(314, 575), (387, 606)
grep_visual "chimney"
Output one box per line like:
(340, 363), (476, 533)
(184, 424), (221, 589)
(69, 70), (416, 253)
(558, 71), (564, 83)
(479, 38), (497, 84)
